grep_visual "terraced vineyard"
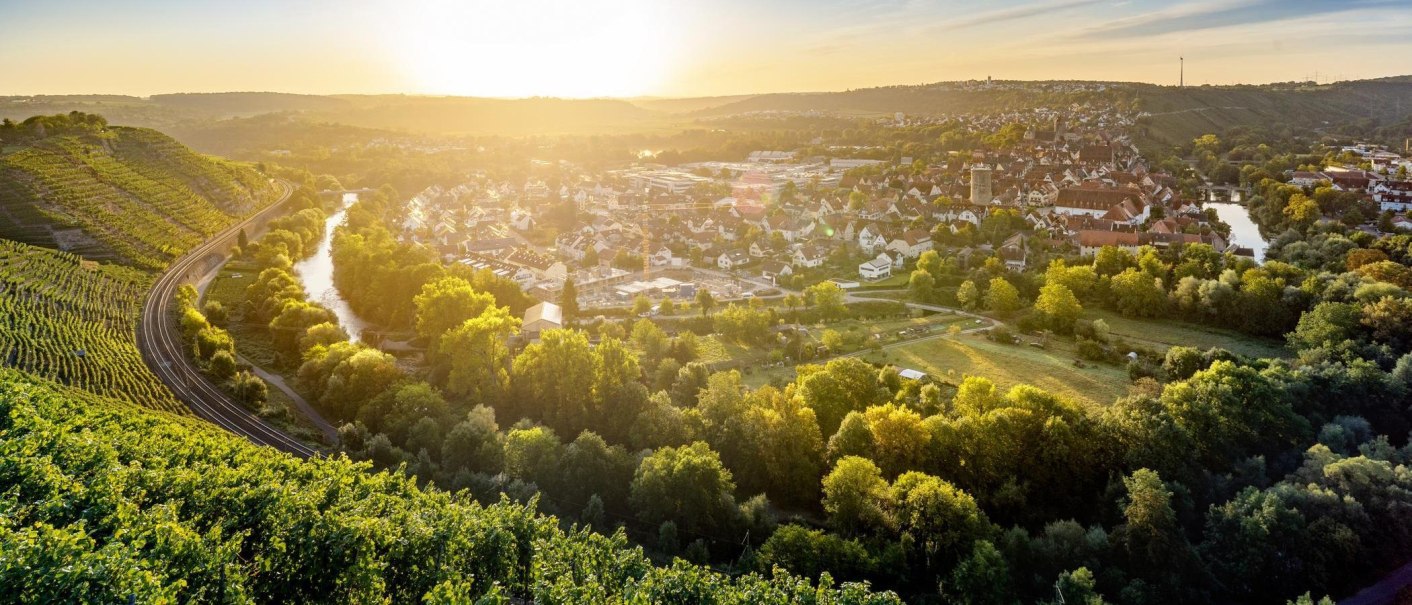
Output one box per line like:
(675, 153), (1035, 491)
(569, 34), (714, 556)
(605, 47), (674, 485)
(0, 122), (275, 269)
(0, 238), (186, 413)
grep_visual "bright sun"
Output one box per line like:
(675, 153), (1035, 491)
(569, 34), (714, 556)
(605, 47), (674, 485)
(395, 0), (678, 98)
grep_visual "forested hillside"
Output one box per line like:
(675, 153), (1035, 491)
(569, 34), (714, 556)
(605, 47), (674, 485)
(0, 239), (184, 414)
(0, 113), (276, 269)
(0, 372), (897, 604)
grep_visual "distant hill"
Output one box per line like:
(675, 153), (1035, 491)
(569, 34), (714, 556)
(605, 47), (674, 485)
(0, 113), (277, 269)
(628, 94), (761, 114)
(1131, 78), (1412, 147)
(3, 76), (1410, 144)
(676, 78), (1412, 148)
(312, 95), (664, 135)
(151, 91), (353, 117)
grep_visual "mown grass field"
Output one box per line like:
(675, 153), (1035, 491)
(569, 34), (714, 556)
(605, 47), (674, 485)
(204, 267), (279, 368)
(1083, 309), (1290, 359)
(863, 334), (1132, 407)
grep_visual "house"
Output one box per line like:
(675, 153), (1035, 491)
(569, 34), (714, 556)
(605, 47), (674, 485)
(718, 251), (752, 271)
(999, 233), (1027, 270)
(767, 215), (815, 241)
(886, 229), (932, 259)
(650, 246), (674, 267)
(858, 224), (889, 253)
(523, 302), (563, 339)
(759, 260), (794, 285)
(509, 209), (535, 231)
(793, 244), (827, 268)
(1054, 187), (1147, 220)
(1374, 180), (1412, 212)
(859, 253), (894, 281)
(1077, 230), (1141, 256)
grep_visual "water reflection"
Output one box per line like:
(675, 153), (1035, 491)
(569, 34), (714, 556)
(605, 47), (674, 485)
(293, 193), (369, 341)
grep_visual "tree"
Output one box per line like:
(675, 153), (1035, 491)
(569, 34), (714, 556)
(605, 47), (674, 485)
(590, 337), (649, 443)
(1119, 468), (1179, 573)
(510, 329), (596, 436)
(1034, 282), (1082, 332)
(208, 349), (237, 380)
(984, 277), (1021, 316)
(359, 381), (449, 445)
(229, 371), (268, 407)
(957, 280), (981, 310)
(659, 296), (676, 315)
(1093, 246), (1132, 277)
(632, 295), (654, 316)
(892, 472), (992, 568)
(558, 431), (634, 509)
(821, 329), (844, 352)
(441, 405), (503, 474)
(269, 302), (336, 363)
(782, 293), (803, 314)
(822, 456), (892, 536)
(300, 322), (349, 352)
(560, 278), (580, 325)
(630, 442), (738, 537)
(947, 541), (1013, 605)
(805, 281), (848, 321)
(695, 288), (716, 317)
(756, 525), (875, 582)
(952, 376), (1001, 417)
(1109, 268), (1166, 318)
(863, 404), (930, 477)
(414, 276), (495, 351)
(1284, 193), (1321, 227)
(908, 269), (936, 303)
(440, 309), (519, 404)
(503, 426), (562, 488)
(796, 357), (884, 436)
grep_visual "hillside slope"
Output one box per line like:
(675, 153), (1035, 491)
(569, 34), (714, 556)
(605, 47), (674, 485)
(1132, 78), (1412, 147)
(0, 372), (897, 604)
(0, 238), (185, 413)
(0, 113), (276, 269)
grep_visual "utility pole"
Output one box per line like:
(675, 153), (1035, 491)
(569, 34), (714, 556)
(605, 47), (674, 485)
(1179, 57), (1183, 87)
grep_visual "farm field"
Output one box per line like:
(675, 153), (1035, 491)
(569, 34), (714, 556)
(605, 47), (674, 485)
(863, 333), (1132, 407)
(204, 266), (279, 368)
(1083, 309), (1290, 359)
(0, 238), (186, 413)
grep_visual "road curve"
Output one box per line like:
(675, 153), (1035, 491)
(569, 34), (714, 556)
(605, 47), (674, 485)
(137, 180), (320, 458)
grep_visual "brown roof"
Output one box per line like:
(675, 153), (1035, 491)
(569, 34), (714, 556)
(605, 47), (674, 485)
(1057, 187), (1144, 210)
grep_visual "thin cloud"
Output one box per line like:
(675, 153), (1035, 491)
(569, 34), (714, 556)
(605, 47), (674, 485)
(930, 0), (1110, 33)
(1075, 0), (1397, 39)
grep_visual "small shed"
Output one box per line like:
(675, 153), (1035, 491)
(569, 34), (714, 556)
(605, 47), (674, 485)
(898, 368), (927, 381)
(523, 302), (563, 339)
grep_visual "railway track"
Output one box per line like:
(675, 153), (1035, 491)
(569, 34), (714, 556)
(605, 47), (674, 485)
(136, 181), (320, 458)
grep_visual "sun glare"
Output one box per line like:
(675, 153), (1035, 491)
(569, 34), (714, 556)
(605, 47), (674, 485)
(395, 0), (677, 98)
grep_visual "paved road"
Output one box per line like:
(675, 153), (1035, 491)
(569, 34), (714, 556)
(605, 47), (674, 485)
(137, 181), (320, 458)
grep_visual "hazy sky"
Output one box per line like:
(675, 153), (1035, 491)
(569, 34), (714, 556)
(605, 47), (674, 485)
(4, 0), (1412, 98)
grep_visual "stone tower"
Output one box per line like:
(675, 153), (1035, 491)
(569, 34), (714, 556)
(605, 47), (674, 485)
(970, 165), (993, 205)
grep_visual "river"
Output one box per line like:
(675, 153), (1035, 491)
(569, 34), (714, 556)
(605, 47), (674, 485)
(294, 193), (369, 341)
(1206, 201), (1268, 262)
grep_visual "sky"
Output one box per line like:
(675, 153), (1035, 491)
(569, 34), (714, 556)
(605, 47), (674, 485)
(3, 0), (1412, 98)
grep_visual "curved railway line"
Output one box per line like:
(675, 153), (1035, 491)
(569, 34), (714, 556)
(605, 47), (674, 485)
(136, 180), (319, 458)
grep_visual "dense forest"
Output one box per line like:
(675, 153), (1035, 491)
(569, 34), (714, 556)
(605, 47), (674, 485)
(209, 185), (1412, 603)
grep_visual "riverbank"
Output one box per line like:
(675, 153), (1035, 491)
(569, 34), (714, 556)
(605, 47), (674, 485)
(294, 193), (370, 341)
